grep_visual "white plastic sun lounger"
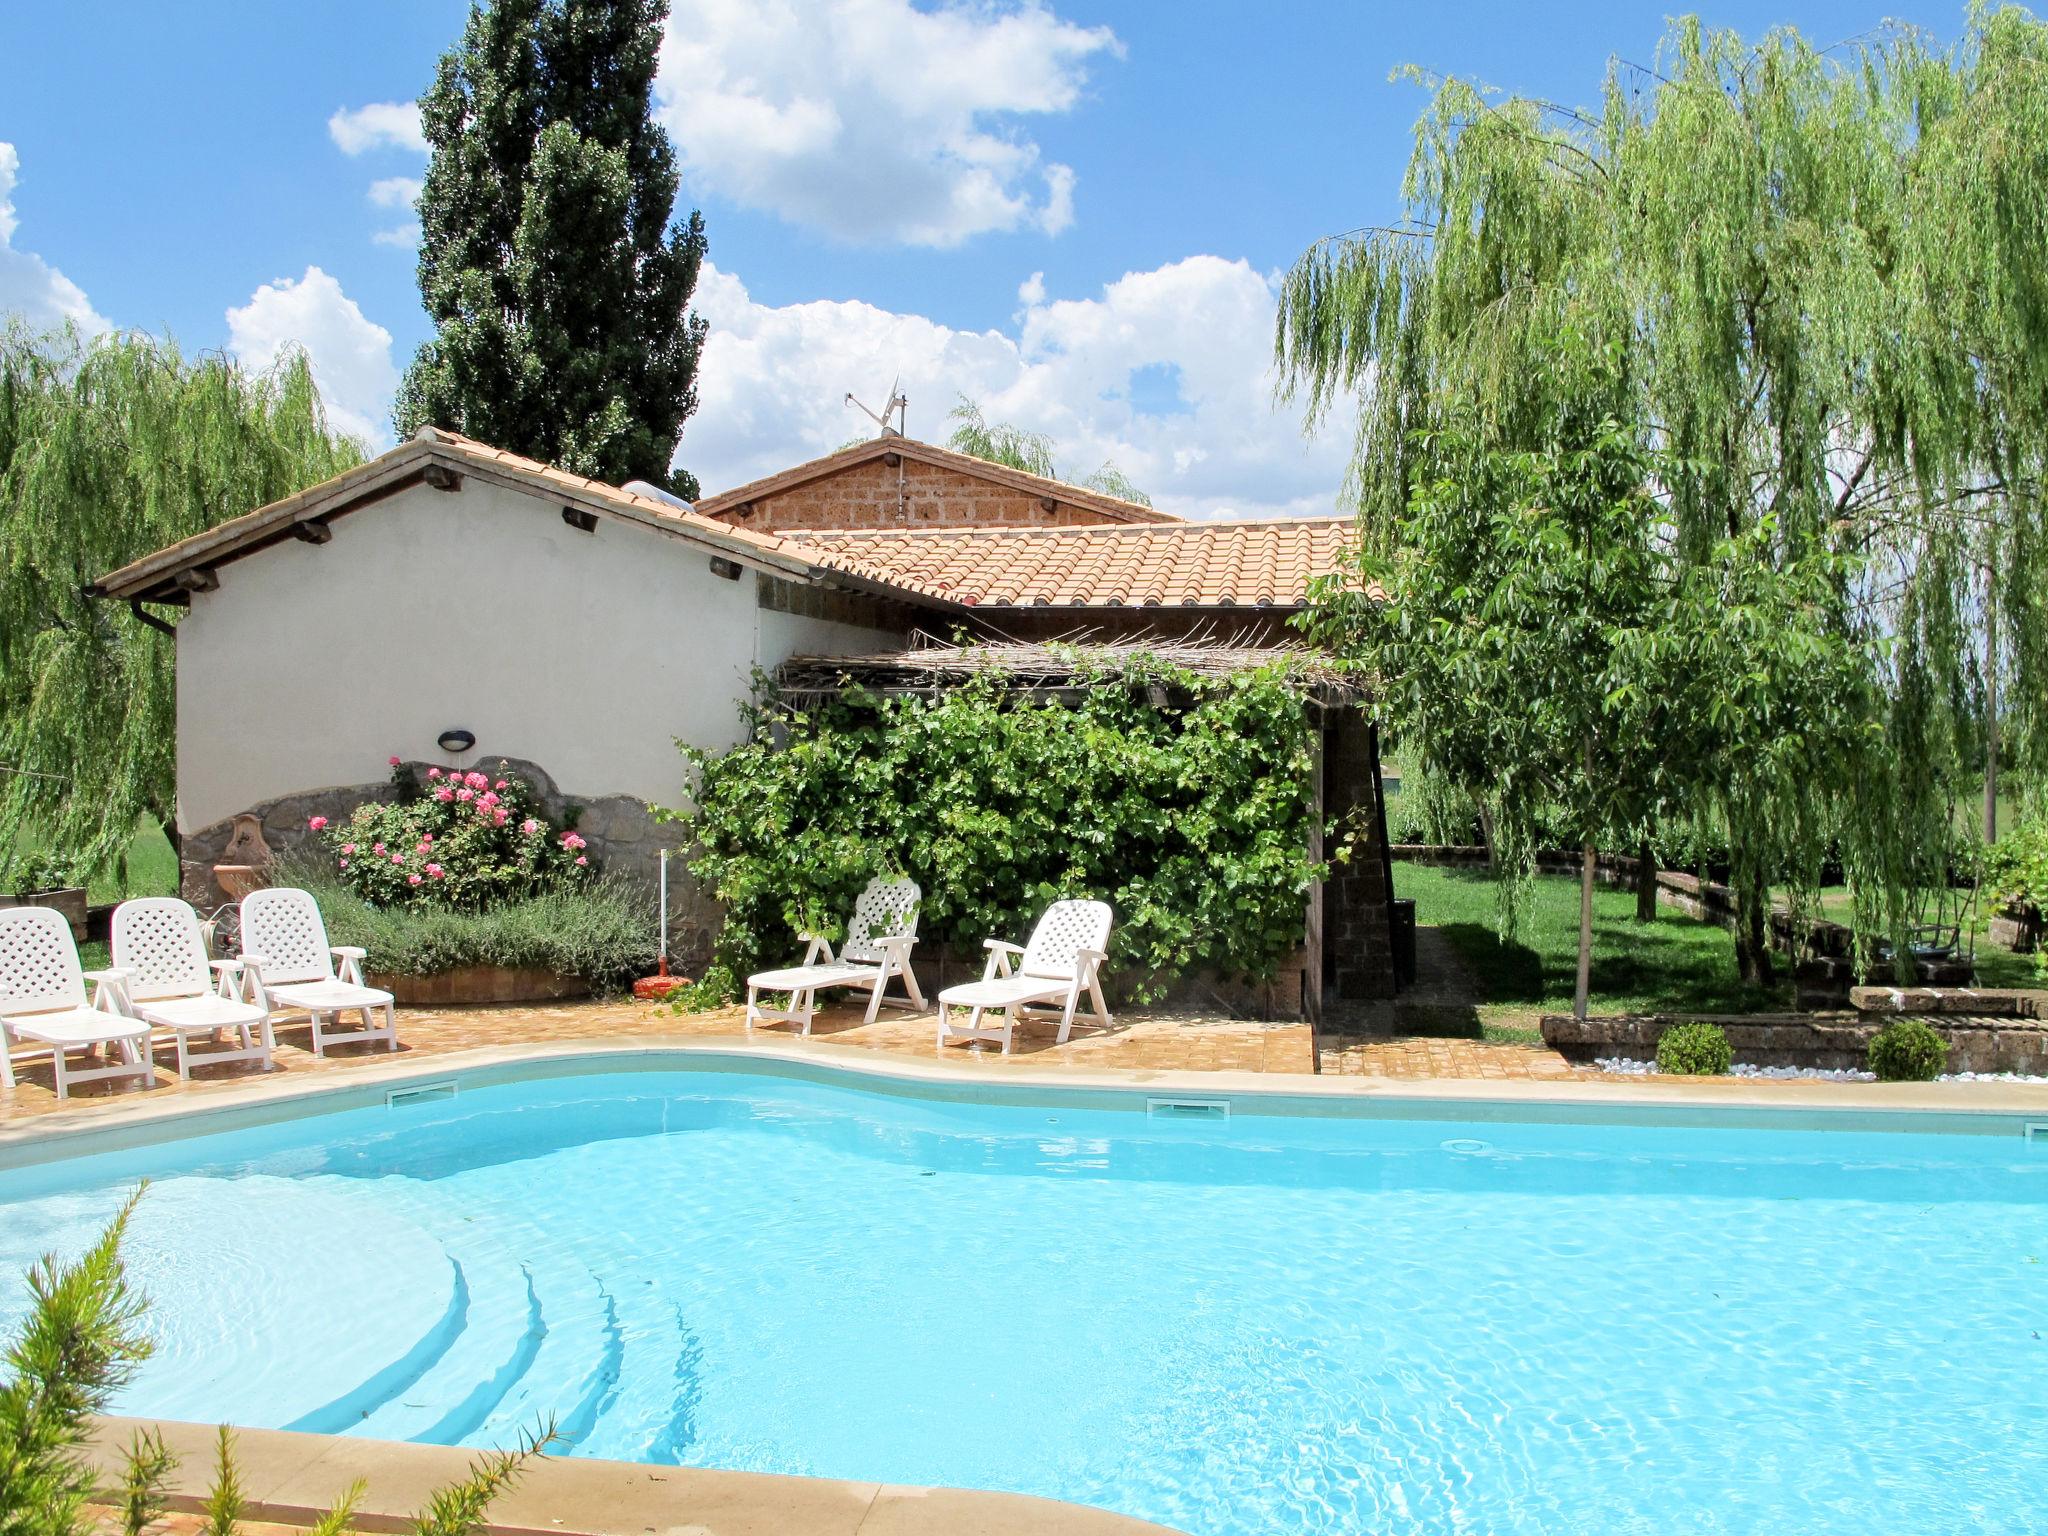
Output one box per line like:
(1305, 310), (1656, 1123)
(747, 875), (926, 1035)
(936, 898), (1113, 1054)
(239, 887), (398, 1055)
(0, 905), (155, 1098)
(113, 896), (275, 1079)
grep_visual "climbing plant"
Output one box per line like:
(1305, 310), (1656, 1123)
(663, 658), (1323, 997)
(1280, 11), (2048, 975)
(0, 324), (361, 882)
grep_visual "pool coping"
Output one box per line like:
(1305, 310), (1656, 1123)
(7, 1034), (2048, 1170)
(85, 1415), (1181, 1535)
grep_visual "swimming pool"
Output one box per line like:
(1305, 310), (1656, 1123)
(2, 1063), (2044, 1535)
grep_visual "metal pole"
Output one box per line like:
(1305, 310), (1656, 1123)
(658, 847), (670, 978)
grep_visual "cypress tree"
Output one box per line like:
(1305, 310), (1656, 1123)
(397, 0), (708, 496)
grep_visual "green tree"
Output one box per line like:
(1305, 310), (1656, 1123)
(398, 0), (709, 497)
(1279, 11), (2048, 976)
(944, 397), (1152, 506)
(0, 325), (361, 882)
(1306, 336), (1685, 1015)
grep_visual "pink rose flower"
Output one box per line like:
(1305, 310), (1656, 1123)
(427, 767), (442, 779)
(408, 872), (423, 886)
(479, 791), (498, 808)
(493, 809), (508, 825)
(561, 831), (586, 850)
(494, 779), (507, 790)
(521, 818), (539, 835)
(389, 756), (401, 767)
(341, 843), (355, 855)
(372, 842), (386, 856)
(465, 771), (488, 790)
(308, 815), (328, 831)
(392, 853), (405, 865)
(575, 855), (588, 866)
(435, 786), (454, 802)
(426, 862), (443, 878)
(338, 858), (349, 869)
(456, 787), (474, 802)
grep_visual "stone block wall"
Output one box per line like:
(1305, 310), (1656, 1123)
(708, 457), (1128, 532)
(1321, 708), (1397, 1001)
(177, 756), (719, 967)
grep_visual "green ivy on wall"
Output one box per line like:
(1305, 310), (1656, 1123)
(662, 657), (1327, 999)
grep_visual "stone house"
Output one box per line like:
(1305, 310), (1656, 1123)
(93, 426), (1396, 1012)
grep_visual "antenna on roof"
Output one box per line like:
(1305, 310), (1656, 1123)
(845, 380), (907, 439)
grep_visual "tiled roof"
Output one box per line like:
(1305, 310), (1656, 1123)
(95, 428), (1363, 615)
(694, 435), (1180, 526)
(94, 428), (839, 602)
(790, 518), (1358, 609)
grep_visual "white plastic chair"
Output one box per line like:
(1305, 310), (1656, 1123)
(936, 899), (1113, 1054)
(0, 906), (154, 1098)
(113, 897), (275, 1079)
(747, 876), (926, 1035)
(239, 888), (397, 1055)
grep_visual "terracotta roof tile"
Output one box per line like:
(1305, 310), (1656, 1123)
(788, 518), (1362, 610)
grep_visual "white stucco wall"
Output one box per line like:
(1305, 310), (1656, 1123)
(174, 477), (903, 832)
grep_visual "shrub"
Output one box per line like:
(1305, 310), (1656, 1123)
(1655, 1020), (1733, 1075)
(312, 757), (591, 911)
(3, 848), (80, 892)
(297, 873), (658, 992)
(666, 659), (1324, 1000)
(1981, 816), (2048, 919)
(1868, 1018), (1948, 1082)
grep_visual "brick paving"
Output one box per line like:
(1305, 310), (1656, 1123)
(0, 997), (1317, 1123)
(1317, 1032), (1595, 1079)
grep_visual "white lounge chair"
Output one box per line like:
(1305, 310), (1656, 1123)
(936, 899), (1113, 1054)
(239, 887), (397, 1055)
(747, 876), (926, 1035)
(0, 906), (154, 1099)
(113, 897), (275, 1079)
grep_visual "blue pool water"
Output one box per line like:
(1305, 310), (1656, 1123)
(2, 1066), (2045, 1534)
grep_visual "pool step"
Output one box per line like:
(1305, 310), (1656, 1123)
(571, 1279), (700, 1463)
(466, 1259), (612, 1452)
(348, 1222), (539, 1446)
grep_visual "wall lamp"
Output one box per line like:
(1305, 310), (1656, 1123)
(437, 729), (477, 754)
(708, 556), (744, 581)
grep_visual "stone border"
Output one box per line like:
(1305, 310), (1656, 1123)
(1541, 1009), (2048, 1075)
(8, 1038), (2048, 1173)
(85, 1416), (1178, 1536)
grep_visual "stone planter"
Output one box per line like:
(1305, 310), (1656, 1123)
(1542, 1007), (2048, 1075)
(366, 965), (592, 1007)
(0, 885), (88, 939)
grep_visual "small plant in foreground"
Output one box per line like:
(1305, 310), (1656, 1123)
(0, 1185), (546, 1534)
(1868, 1018), (1948, 1082)
(1655, 1021), (1733, 1076)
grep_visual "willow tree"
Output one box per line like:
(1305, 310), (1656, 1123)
(1280, 11), (2048, 976)
(0, 325), (360, 881)
(945, 396), (1152, 505)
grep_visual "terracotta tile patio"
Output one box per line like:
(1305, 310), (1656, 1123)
(0, 997), (1319, 1122)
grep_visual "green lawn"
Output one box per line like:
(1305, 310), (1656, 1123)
(8, 817), (178, 905)
(10, 817), (180, 968)
(1395, 861), (1788, 1025)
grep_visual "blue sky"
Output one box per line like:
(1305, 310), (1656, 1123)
(1, 0), (1950, 516)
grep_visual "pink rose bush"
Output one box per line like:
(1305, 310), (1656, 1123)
(314, 756), (596, 910)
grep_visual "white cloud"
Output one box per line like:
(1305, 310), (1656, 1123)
(367, 176), (422, 209)
(683, 256), (1351, 520)
(371, 223), (422, 250)
(225, 266), (397, 449)
(657, 0), (1119, 247)
(328, 102), (427, 156)
(0, 143), (109, 334)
